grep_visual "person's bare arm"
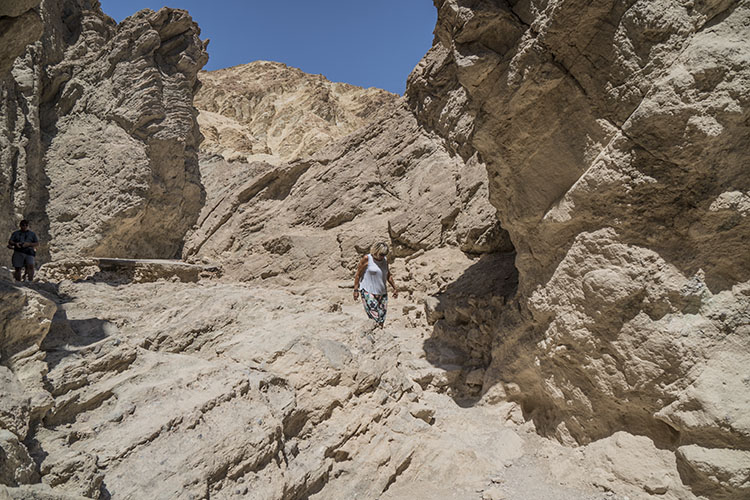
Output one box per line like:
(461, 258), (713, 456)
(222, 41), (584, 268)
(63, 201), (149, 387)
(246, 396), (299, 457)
(387, 273), (399, 298)
(353, 255), (368, 301)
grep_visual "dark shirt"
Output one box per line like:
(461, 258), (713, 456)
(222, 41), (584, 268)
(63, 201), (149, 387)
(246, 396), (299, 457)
(9, 229), (38, 256)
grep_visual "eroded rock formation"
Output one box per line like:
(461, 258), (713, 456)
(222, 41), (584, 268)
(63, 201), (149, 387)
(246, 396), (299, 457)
(1, 0), (748, 498)
(0, 1), (208, 262)
(0, 1), (42, 76)
(0, 1), (56, 495)
(409, 1), (750, 497)
(196, 61), (398, 164)
(186, 90), (508, 282)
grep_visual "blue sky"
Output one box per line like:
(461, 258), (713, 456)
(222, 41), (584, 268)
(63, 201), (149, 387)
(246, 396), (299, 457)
(99, 0), (437, 95)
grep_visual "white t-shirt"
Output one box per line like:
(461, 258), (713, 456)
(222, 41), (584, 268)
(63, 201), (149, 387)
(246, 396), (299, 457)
(359, 254), (389, 295)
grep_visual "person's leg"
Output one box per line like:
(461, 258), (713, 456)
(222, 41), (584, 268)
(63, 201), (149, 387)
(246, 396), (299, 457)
(23, 255), (35, 281)
(360, 290), (377, 321)
(360, 290), (380, 334)
(375, 293), (388, 327)
(25, 264), (34, 281)
(12, 252), (24, 281)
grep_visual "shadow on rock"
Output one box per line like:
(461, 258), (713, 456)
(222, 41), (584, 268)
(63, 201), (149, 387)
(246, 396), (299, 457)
(422, 251), (518, 401)
(41, 306), (118, 371)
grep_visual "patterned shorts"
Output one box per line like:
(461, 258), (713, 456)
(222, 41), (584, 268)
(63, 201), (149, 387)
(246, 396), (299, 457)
(360, 289), (388, 325)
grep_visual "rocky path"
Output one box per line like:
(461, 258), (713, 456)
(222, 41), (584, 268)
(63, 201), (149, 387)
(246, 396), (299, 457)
(6, 277), (668, 499)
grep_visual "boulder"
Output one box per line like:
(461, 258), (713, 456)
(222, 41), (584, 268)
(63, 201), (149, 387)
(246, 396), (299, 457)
(408, 3), (750, 499)
(0, 3), (208, 261)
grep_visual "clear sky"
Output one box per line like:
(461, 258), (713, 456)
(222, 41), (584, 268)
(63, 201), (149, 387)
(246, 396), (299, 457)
(99, 0), (437, 95)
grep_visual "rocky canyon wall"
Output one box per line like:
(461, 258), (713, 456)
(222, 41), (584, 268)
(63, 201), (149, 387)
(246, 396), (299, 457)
(0, 1), (42, 76)
(0, 0), (57, 493)
(409, 1), (749, 497)
(184, 62), (510, 282)
(0, 0), (208, 262)
(0, 1), (208, 495)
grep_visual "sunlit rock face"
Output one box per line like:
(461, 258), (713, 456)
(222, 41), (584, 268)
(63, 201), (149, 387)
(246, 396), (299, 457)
(0, 0), (208, 261)
(184, 99), (511, 282)
(195, 61), (399, 164)
(186, 60), (509, 282)
(408, 1), (750, 497)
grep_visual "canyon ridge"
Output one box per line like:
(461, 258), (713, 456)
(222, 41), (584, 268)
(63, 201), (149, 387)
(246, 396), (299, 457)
(1, 1), (748, 499)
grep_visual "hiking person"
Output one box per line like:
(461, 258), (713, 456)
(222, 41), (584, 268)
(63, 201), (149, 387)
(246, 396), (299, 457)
(7, 220), (38, 282)
(353, 242), (398, 329)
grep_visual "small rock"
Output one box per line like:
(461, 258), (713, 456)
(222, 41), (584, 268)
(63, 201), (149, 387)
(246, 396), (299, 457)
(466, 368), (485, 387)
(643, 482), (668, 495)
(422, 296), (443, 324)
(482, 486), (505, 500)
(408, 403), (435, 423)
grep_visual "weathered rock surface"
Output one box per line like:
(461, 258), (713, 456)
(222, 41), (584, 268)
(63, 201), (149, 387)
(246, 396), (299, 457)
(2, 0), (748, 498)
(184, 101), (510, 281)
(0, 275), (56, 488)
(408, 1), (750, 498)
(37, 258), (221, 284)
(196, 61), (398, 164)
(0, 0), (42, 76)
(0, 1), (208, 262)
(2, 272), (646, 500)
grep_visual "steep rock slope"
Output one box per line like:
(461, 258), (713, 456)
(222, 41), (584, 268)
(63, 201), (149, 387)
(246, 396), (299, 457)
(196, 61), (398, 164)
(0, 0), (208, 261)
(184, 101), (510, 281)
(409, 1), (750, 498)
(3, 272), (633, 500)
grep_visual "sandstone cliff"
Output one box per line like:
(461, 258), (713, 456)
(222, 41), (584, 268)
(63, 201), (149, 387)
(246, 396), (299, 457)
(184, 101), (509, 282)
(0, 1), (207, 496)
(0, 1), (57, 494)
(409, 1), (750, 498)
(196, 61), (398, 164)
(0, 0), (208, 262)
(186, 60), (508, 282)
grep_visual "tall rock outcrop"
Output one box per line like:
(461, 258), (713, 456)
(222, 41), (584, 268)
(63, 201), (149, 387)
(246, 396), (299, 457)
(409, 1), (750, 498)
(0, 1), (55, 490)
(0, 0), (208, 261)
(0, 0), (42, 76)
(186, 64), (509, 282)
(196, 61), (398, 164)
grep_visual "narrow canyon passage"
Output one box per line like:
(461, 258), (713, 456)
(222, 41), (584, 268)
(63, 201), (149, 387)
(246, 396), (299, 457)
(2, 0), (748, 498)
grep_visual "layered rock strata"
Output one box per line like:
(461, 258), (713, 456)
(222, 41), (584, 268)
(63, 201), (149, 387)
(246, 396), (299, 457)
(0, 275), (56, 490)
(409, 1), (750, 498)
(184, 101), (511, 281)
(0, 1), (208, 262)
(196, 61), (398, 164)
(3, 275), (670, 500)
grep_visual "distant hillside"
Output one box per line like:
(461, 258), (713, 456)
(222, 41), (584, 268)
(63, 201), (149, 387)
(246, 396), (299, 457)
(195, 61), (398, 163)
